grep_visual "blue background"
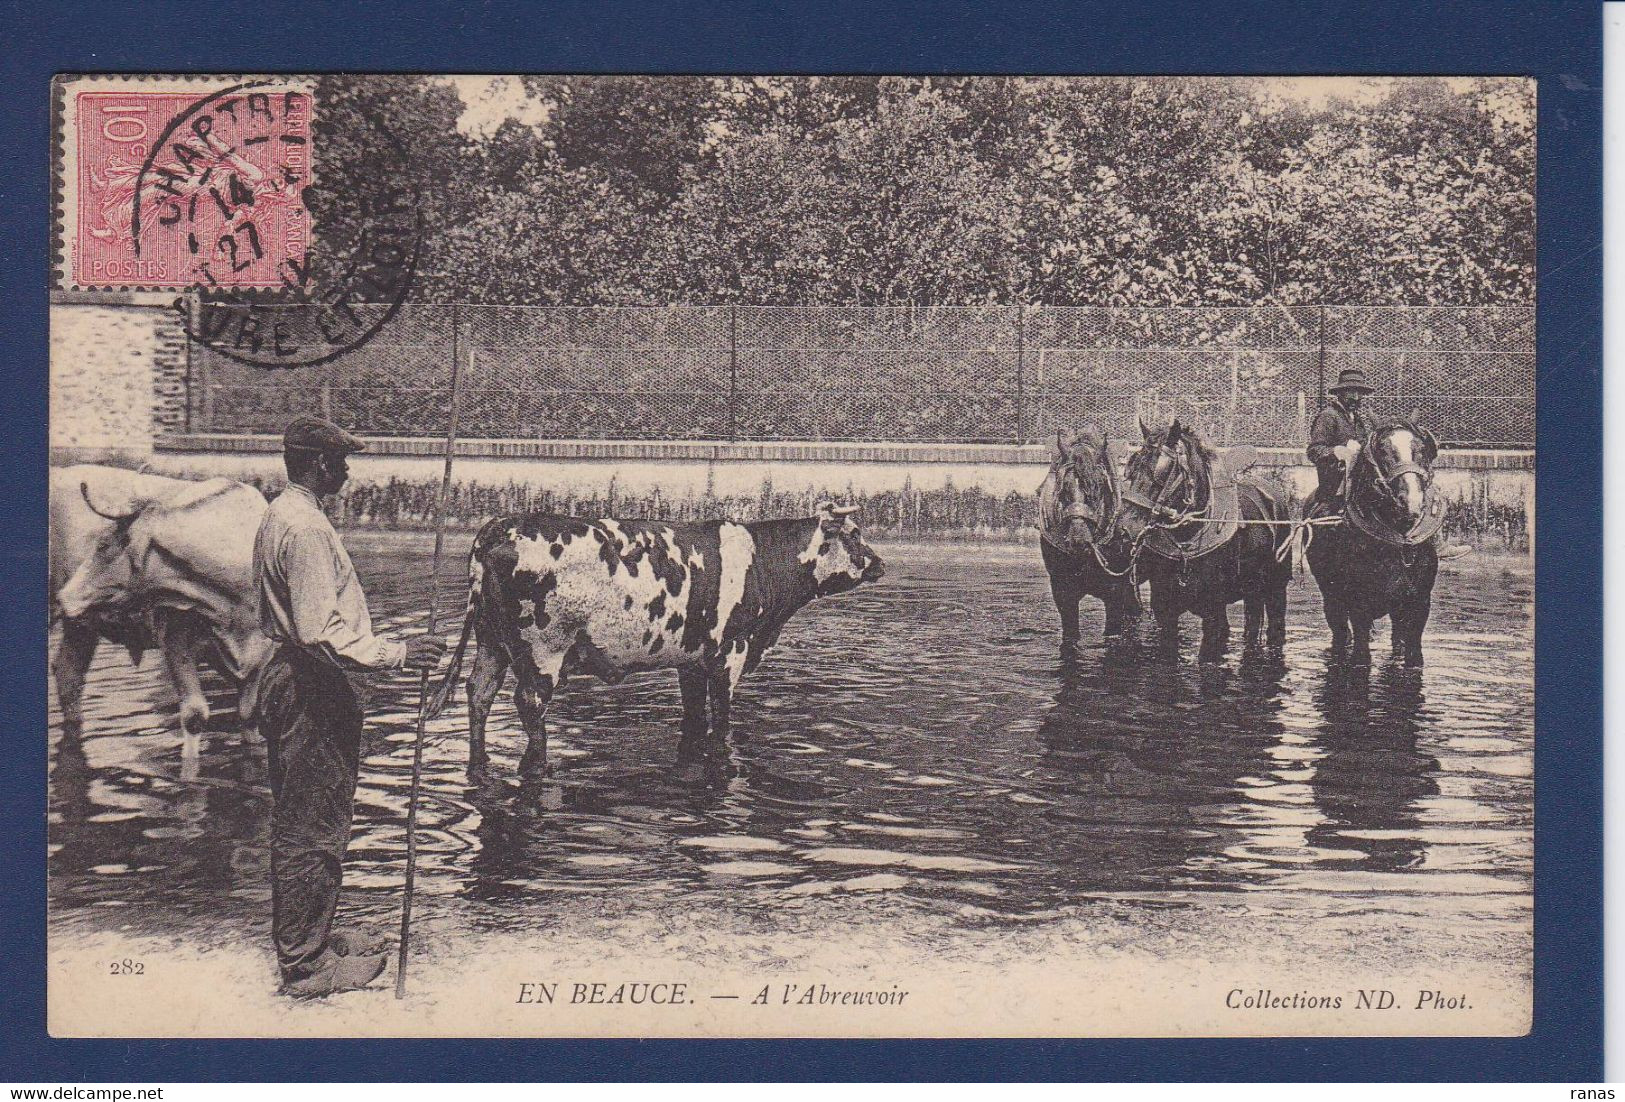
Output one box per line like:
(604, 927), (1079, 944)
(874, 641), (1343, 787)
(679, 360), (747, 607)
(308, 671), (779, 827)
(1, 0), (1601, 1082)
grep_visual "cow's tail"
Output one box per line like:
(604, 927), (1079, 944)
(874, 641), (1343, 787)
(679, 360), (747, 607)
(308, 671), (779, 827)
(423, 548), (483, 721)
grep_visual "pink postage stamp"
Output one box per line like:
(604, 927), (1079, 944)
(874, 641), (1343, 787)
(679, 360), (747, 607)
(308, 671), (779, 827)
(62, 77), (312, 289)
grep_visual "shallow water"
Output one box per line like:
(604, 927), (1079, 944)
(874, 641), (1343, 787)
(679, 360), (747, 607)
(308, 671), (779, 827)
(49, 537), (1533, 940)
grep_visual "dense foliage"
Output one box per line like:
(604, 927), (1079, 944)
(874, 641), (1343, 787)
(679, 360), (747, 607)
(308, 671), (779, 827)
(311, 75), (1534, 307)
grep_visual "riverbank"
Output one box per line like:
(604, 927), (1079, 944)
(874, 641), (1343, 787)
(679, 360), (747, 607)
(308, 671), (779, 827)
(105, 464), (1534, 552)
(53, 439), (1533, 553)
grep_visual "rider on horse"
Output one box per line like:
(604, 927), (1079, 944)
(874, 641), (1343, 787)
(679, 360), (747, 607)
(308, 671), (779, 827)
(1307, 367), (1468, 558)
(1308, 368), (1375, 513)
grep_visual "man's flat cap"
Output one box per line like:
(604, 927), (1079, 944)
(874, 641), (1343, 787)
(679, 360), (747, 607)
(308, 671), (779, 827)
(283, 415), (366, 455)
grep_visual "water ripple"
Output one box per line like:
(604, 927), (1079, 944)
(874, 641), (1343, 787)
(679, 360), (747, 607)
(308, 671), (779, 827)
(50, 537), (1533, 936)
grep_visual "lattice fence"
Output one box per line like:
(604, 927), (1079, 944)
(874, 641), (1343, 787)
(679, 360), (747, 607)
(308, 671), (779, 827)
(188, 303), (1535, 448)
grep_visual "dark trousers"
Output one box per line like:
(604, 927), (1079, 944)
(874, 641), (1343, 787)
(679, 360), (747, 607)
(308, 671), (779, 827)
(258, 644), (364, 983)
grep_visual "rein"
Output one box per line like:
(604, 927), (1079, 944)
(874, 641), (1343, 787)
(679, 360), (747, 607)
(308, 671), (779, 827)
(1104, 424), (1445, 582)
(1119, 486), (1208, 528)
(1124, 437), (1337, 573)
(1123, 442), (1211, 537)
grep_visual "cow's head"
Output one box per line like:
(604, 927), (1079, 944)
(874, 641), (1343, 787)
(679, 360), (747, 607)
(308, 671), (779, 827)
(56, 481), (149, 620)
(802, 502), (885, 595)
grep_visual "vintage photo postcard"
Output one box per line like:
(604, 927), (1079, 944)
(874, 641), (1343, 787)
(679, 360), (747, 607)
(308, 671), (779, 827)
(48, 73), (1534, 1039)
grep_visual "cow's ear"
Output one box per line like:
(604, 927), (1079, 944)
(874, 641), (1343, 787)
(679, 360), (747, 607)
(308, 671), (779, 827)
(1139, 416), (1153, 442)
(1098, 433), (1112, 464)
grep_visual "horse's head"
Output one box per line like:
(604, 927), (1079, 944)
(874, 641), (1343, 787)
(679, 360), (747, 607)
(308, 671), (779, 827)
(1361, 419), (1439, 525)
(1040, 426), (1120, 549)
(1120, 417), (1211, 539)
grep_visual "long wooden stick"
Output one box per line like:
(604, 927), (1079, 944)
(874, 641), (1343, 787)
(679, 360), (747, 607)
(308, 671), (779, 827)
(397, 305), (466, 999)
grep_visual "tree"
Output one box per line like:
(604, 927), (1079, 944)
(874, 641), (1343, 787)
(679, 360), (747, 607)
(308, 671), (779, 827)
(307, 75), (478, 301)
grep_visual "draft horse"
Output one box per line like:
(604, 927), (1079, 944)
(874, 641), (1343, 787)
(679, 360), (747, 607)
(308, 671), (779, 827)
(1038, 427), (1140, 658)
(1118, 419), (1292, 662)
(1306, 419), (1443, 667)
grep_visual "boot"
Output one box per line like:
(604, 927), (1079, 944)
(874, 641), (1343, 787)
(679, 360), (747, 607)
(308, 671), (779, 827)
(280, 950), (388, 999)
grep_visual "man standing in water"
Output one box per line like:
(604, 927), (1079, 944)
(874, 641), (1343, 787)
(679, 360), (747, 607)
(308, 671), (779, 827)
(254, 415), (445, 998)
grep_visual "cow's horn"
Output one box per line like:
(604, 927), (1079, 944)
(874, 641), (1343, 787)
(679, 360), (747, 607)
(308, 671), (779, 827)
(830, 504), (860, 517)
(80, 481), (140, 523)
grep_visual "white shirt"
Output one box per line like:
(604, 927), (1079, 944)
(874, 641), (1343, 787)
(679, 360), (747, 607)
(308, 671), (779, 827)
(252, 483), (406, 671)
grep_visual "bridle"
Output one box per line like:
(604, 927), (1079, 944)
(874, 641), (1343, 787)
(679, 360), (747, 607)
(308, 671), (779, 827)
(1359, 428), (1434, 511)
(1043, 451), (1120, 546)
(1342, 424), (1445, 555)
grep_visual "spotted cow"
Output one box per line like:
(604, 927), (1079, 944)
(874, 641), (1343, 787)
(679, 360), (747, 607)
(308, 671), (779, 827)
(427, 502), (885, 777)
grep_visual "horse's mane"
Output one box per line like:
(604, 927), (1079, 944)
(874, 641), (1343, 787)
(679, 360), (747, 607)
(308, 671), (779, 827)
(1050, 426), (1116, 487)
(1051, 425), (1108, 465)
(1071, 425), (1108, 451)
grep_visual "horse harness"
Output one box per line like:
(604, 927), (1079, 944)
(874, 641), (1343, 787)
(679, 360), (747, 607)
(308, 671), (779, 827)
(1120, 443), (1201, 528)
(1124, 439), (1261, 584)
(1342, 431), (1446, 559)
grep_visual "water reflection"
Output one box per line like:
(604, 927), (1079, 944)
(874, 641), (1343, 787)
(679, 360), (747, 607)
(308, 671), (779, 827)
(1305, 662), (1438, 873)
(1035, 646), (1289, 896)
(49, 725), (269, 915)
